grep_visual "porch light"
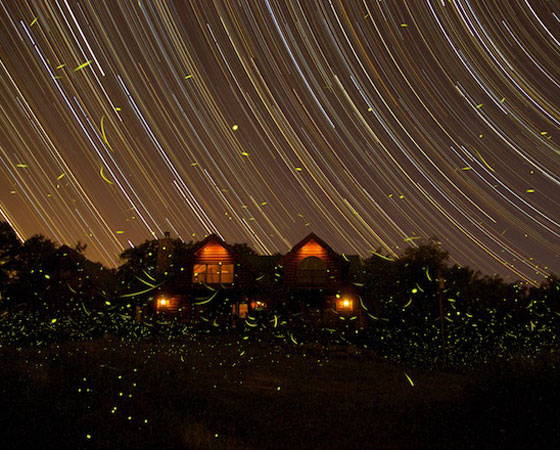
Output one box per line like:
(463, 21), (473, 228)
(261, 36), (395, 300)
(337, 297), (353, 311)
(158, 297), (168, 308)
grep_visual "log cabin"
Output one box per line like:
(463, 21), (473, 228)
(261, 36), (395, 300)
(147, 232), (364, 328)
(152, 234), (258, 322)
(277, 233), (365, 327)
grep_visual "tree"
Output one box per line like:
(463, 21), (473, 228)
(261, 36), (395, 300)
(0, 222), (22, 304)
(8, 234), (58, 310)
(119, 240), (159, 277)
(116, 237), (194, 308)
(396, 237), (449, 275)
(231, 242), (258, 258)
(359, 247), (396, 314)
(74, 241), (87, 255)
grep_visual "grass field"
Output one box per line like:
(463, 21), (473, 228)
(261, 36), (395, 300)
(1, 334), (558, 449)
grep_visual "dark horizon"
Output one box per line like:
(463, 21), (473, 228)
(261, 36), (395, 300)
(0, 1), (558, 286)
(7, 223), (559, 289)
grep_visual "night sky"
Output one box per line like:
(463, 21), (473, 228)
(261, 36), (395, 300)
(0, 1), (558, 285)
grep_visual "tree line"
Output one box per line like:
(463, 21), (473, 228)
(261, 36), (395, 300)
(1, 221), (558, 365)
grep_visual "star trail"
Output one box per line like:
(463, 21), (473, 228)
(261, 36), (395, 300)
(0, 0), (558, 285)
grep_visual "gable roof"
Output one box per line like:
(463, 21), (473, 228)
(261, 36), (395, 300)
(187, 234), (256, 271)
(190, 234), (236, 257)
(277, 232), (344, 265)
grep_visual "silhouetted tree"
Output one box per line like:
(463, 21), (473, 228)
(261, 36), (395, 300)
(530, 274), (560, 312)
(357, 238), (451, 361)
(360, 238), (449, 316)
(231, 242), (258, 258)
(74, 241), (87, 255)
(358, 247), (396, 314)
(119, 240), (159, 278)
(117, 237), (194, 310)
(0, 222), (22, 304)
(8, 234), (58, 311)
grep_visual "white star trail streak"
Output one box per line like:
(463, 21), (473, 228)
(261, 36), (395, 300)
(0, 1), (558, 285)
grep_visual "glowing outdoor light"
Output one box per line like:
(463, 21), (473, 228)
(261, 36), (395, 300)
(337, 297), (353, 310)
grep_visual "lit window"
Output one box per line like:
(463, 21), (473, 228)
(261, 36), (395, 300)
(206, 264), (220, 284)
(156, 296), (182, 313)
(238, 303), (248, 318)
(192, 264), (207, 283)
(220, 264), (234, 284)
(192, 263), (235, 284)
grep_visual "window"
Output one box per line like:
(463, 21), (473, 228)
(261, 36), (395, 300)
(296, 256), (327, 285)
(220, 264), (234, 284)
(156, 296), (180, 313)
(192, 263), (234, 284)
(233, 303), (248, 318)
(192, 264), (207, 283)
(206, 264), (220, 284)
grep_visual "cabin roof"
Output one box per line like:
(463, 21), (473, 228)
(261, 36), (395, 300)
(187, 234), (256, 271)
(189, 234), (237, 258)
(277, 232), (345, 265)
(190, 233), (229, 255)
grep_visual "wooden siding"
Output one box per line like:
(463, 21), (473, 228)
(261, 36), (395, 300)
(194, 241), (235, 264)
(170, 237), (254, 290)
(155, 295), (181, 314)
(282, 238), (342, 288)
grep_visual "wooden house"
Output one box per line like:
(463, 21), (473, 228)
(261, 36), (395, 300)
(142, 232), (365, 328)
(153, 234), (258, 322)
(277, 233), (364, 327)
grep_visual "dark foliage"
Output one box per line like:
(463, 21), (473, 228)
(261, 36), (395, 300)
(0, 222), (559, 368)
(231, 242), (258, 258)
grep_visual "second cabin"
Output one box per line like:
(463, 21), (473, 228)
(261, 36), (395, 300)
(279, 233), (344, 288)
(277, 233), (364, 326)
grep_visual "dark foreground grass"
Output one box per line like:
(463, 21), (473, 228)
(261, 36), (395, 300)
(1, 336), (558, 450)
